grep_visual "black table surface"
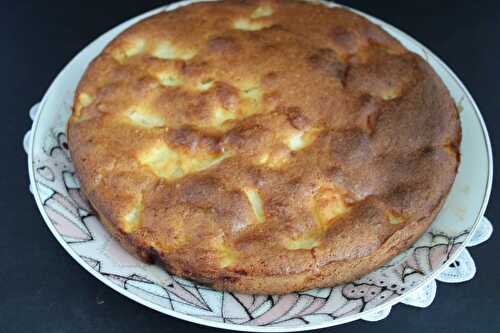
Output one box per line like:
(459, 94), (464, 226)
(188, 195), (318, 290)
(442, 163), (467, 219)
(2, 0), (499, 332)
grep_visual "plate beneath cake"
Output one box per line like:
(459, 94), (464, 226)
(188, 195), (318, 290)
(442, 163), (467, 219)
(25, 1), (492, 331)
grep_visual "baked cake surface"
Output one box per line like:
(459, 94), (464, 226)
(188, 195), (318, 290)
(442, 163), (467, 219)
(68, 0), (461, 294)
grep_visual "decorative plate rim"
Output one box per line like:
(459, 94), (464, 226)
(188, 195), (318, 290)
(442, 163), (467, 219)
(26, 1), (493, 331)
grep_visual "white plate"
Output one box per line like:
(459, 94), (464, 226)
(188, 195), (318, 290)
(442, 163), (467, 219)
(26, 1), (492, 331)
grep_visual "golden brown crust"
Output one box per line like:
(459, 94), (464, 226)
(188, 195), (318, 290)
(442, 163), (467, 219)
(67, 0), (460, 294)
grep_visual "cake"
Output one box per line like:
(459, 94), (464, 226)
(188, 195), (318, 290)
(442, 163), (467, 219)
(67, 0), (461, 294)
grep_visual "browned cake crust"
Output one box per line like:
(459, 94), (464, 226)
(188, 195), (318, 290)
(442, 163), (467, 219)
(67, 0), (461, 294)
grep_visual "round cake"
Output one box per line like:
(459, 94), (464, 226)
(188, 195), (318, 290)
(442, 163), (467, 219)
(67, 0), (461, 294)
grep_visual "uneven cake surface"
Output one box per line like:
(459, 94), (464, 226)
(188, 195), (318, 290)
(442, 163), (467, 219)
(68, 0), (460, 294)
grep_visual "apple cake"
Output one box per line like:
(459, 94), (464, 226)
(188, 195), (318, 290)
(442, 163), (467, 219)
(67, 0), (461, 294)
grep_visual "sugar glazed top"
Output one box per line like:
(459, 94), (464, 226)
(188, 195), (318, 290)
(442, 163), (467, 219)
(68, 0), (461, 294)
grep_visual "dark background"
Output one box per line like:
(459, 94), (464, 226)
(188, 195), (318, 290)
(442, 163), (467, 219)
(2, 0), (499, 332)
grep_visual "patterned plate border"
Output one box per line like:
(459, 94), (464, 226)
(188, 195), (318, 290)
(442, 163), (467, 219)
(26, 1), (493, 331)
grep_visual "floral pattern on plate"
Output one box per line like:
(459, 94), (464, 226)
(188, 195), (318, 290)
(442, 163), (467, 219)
(30, 127), (472, 328)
